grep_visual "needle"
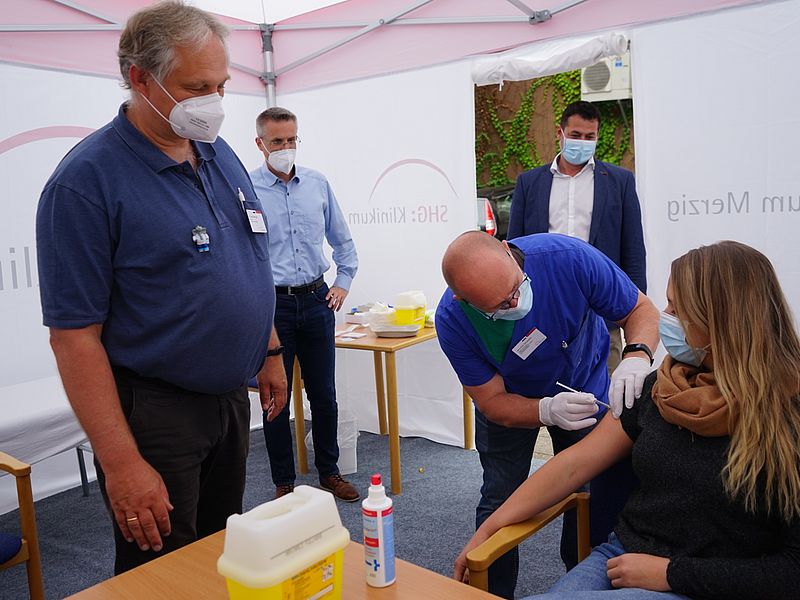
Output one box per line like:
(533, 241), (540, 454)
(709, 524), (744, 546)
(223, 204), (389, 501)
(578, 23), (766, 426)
(555, 381), (611, 409)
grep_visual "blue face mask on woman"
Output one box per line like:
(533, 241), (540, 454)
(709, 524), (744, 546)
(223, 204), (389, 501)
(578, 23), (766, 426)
(658, 312), (708, 367)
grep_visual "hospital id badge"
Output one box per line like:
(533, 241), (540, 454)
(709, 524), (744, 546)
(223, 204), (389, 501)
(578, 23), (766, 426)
(246, 208), (267, 233)
(512, 327), (546, 360)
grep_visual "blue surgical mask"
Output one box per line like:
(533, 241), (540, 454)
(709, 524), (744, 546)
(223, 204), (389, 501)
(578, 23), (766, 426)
(494, 277), (533, 321)
(659, 312), (707, 367)
(560, 133), (596, 166)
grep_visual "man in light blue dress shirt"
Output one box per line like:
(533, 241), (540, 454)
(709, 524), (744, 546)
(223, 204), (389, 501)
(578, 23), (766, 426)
(251, 106), (360, 501)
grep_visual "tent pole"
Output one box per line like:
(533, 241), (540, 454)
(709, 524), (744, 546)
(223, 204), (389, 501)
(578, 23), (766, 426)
(260, 23), (277, 107)
(50, 0), (117, 24)
(550, 0), (591, 17)
(503, 0), (535, 17)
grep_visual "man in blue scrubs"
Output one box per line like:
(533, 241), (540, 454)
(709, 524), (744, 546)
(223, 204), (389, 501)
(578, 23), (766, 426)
(436, 231), (659, 598)
(36, 3), (285, 574)
(251, 107), (360, 502)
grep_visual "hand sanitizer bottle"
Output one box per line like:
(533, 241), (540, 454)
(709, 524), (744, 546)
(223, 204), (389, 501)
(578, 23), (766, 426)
(362, 473), (396, 587)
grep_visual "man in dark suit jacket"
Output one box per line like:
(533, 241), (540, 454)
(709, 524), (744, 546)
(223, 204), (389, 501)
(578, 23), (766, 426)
(508, 101), (646, 371)
(498, 102), (648, 598)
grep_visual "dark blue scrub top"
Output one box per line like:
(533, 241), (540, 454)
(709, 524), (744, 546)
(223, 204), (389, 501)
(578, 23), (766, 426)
(436, 234), (638, 405)
(36, 104), (275, 394)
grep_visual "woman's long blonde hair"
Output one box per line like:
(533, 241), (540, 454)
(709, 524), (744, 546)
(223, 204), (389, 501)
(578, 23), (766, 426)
(671, 241), (800, 522)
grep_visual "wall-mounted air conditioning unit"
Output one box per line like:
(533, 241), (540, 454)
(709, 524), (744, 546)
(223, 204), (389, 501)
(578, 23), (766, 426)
(581, 51), (631, 101)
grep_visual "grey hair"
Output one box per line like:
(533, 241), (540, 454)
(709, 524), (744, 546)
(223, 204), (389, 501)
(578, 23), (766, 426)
(256, 107), (298, 138)
(118, 1), (229, 89)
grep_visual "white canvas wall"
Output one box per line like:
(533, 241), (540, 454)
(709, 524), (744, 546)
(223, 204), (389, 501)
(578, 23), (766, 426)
(632, 1), (800, 327)
(0, 64), (266, 512)
(0, 57), (476, 512)
(5, 0), (799, 514)
(274, 60), (478, 445)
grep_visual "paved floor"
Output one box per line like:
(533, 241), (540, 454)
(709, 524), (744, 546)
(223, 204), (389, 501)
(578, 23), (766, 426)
(534, 427), (554, 460)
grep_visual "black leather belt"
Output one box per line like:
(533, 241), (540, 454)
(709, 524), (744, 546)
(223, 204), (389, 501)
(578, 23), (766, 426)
(275, 276), (324, 296)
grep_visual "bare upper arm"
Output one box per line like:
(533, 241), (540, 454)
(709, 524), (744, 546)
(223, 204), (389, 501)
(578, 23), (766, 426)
(49, 324), (104, 352)
(464, 373), (507, 416)
(566, 412), (634, 482)
(615, 290), (651, 328)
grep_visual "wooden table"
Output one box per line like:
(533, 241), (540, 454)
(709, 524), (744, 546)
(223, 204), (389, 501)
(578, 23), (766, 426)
(307, 326), (473, 495)
(67, 534), (500, 599)
(289, 326), (474, 494)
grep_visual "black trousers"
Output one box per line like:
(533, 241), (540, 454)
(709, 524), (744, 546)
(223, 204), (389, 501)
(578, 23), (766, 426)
(96, 367), (250, 574)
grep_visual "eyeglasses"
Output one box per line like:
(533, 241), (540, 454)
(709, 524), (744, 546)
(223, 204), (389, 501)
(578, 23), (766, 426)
(471, 272), (529, 321)
(263, 136), (301, 150)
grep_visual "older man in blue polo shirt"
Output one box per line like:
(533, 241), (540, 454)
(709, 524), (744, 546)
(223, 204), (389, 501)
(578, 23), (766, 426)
(35, 3), (285, 574)
(250, 107), (359, 502)
(436, 231), (659, 599)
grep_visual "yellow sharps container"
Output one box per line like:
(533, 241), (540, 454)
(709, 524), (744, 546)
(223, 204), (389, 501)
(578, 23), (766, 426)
(394, 290), (427, 328)
(217, 485), (350, 599)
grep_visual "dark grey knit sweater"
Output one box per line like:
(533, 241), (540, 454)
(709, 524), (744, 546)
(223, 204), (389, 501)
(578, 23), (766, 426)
(616, 372), (800, 600)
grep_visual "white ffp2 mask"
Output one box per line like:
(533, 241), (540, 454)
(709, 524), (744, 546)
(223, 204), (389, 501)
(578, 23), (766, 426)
(268, 149), (296, 174)
(141, 78), (225, 143)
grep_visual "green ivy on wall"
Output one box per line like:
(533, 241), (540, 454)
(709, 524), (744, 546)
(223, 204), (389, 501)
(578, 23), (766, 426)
(476, 70), (633, 188)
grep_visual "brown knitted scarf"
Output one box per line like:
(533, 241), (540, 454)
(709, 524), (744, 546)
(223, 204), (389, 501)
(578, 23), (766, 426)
(651, 356), (731, 437)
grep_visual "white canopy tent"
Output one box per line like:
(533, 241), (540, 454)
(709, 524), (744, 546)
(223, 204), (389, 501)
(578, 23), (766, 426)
(1, 0), (798, 513)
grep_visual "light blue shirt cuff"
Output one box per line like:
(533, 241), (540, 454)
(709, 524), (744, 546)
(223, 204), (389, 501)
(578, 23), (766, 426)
(333, 274), (352, 291)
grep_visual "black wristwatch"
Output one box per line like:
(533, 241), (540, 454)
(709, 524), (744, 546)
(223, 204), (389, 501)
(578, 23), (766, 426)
(622, 343), (654, 365)
(266, 345), (285, 357)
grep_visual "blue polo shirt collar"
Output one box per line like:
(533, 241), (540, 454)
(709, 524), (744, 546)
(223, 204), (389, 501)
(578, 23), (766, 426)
(258, 162), (301, 186)
(112, 103), (216, 173)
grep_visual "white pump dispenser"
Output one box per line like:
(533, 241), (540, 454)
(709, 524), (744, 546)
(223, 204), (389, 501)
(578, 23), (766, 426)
(361, 473), (396, 587)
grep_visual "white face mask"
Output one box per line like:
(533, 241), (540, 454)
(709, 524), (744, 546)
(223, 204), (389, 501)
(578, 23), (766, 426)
(140, 77), (225, 143)
(268, 148), (296, 174)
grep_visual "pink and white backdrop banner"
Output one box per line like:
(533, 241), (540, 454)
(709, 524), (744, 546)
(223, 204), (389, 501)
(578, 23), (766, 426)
(0, 63), (266, 513)
(631, 0), (800, 354)
(0, 56), (476, 512)
(270, 59), (478, 446)
(2, 0), (798, 512)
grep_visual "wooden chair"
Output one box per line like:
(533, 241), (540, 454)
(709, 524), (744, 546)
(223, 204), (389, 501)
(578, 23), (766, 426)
(0, 452), (44, 600)
(466, 491), (591, 592)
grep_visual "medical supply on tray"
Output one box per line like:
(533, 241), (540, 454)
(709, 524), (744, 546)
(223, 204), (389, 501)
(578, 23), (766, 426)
(362, 473), (396, 587)
(366, 302), (396, 327)
(344, 312), (369, 325)
(345, 303), (374, 324)
(350, 294), (428, 336)
(217, 485), (350, 599)
(393, 290), (426, 327)
(424, 309), (435, 328)
(370, 324), (421, 338)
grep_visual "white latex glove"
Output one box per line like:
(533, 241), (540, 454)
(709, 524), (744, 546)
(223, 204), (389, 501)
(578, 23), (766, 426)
(608, 357), (651, 418)
(539, 392), (598, 431)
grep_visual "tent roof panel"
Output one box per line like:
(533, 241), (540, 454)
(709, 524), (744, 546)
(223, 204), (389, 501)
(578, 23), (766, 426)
(280, 0), (531, 24)
(0, 1), (265, 95)
(1, 0), (113, 25)
(272, 0), (767, 94)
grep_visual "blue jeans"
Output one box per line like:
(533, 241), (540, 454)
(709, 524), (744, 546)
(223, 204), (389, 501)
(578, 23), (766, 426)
(523, 534), (690, 599)
(263, 283), (340, 484)
(474, 409), (638, 599)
